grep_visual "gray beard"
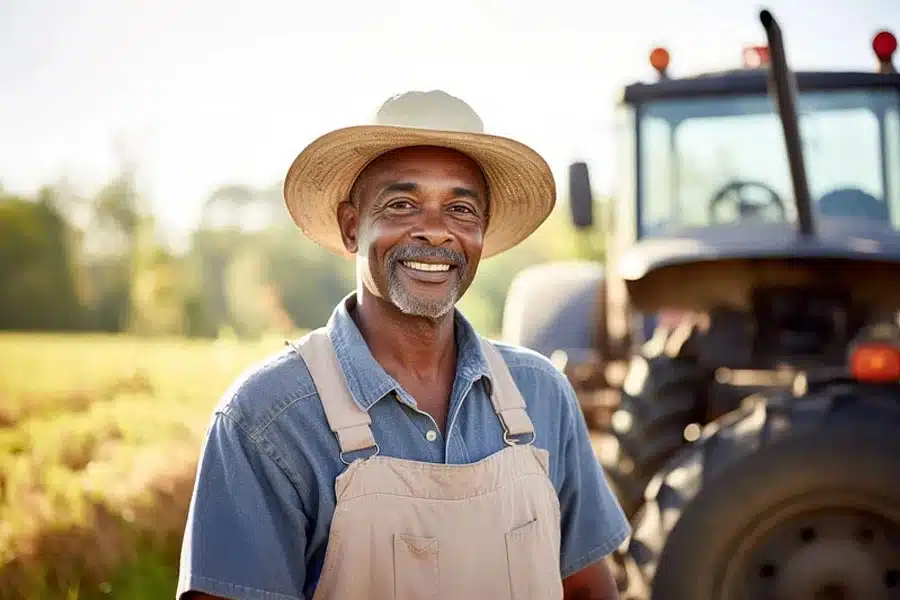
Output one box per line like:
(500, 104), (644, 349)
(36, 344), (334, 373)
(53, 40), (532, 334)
(385, 245), (467, 319)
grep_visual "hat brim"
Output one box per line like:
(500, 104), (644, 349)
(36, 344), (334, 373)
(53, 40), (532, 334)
(283, 125), (556, 259)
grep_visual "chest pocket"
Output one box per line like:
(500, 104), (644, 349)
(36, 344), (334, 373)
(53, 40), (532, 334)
(506, 516), (564, 600)
(393, 534), (440, 600)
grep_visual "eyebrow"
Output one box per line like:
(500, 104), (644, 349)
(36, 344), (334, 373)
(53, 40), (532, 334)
(452, 186), (482, 203)
(383, 182), (418, 194)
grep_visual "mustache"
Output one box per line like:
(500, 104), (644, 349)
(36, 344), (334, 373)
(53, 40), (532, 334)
(386, 244), (467, 269)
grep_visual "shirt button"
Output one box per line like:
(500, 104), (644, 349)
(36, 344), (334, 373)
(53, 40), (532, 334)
(425, 430), (438, 442)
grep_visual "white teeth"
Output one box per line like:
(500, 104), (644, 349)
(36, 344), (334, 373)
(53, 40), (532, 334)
(403, 261), (451, 272)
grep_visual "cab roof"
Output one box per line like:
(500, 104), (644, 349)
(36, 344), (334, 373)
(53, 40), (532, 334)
(622, 70), (900, 104)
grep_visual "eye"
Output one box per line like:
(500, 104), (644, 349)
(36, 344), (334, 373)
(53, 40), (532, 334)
(449, 203), (476, 214)
(386, 199), (415, 210)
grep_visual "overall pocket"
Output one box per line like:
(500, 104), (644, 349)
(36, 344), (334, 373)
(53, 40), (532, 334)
(505, 518), (563, 600)
(393, 533), (439, 600)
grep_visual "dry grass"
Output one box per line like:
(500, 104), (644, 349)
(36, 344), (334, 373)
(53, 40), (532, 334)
(0, 332), (288, 600)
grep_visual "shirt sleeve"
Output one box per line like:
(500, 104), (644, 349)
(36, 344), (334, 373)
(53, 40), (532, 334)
(555, 373), (632, 579)
(177, 411), (308, 600)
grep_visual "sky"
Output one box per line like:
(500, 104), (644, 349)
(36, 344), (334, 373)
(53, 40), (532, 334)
(1, 0), (897, 248)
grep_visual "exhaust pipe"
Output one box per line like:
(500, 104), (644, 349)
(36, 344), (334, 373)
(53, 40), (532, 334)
(760, 9), (815, 238)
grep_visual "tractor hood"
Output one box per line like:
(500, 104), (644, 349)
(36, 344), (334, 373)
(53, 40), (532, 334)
(620, 220), (900, 314)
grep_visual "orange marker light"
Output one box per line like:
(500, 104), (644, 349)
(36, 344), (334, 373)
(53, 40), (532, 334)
(650, 47), (670, 75)
(743, 45), (771, 68)
(849, 343), (900, 383)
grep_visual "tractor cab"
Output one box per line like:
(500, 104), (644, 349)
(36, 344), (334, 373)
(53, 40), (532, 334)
(627, 55), (899, 240)
(572, 29), (900, 368)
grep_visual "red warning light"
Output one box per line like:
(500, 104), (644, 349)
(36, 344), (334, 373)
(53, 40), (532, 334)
(873, 31), (897, 62)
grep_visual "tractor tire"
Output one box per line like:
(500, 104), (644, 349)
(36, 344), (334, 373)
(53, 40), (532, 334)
(622, 387), (900, 600)
(597, 320), (709, 519)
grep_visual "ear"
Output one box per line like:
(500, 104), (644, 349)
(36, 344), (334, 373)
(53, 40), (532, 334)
(337, 201), (360, 254)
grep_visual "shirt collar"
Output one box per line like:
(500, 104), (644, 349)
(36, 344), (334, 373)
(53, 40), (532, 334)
(324, 292), (492, 412)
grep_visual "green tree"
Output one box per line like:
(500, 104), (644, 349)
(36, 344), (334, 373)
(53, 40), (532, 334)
(75, 167), (147, 332)
(0, 188), (82, 330)
(128, 219), (186, 336)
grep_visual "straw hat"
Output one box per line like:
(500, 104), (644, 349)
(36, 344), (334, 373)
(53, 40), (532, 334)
(283, 90), (556, 259)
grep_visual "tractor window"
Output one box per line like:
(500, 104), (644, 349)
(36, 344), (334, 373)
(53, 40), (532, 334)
(638, 90), (900, 235)
(886, 106), (900, 224)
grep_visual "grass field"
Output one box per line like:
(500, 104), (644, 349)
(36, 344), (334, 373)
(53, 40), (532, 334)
(0, 332), (285, 600)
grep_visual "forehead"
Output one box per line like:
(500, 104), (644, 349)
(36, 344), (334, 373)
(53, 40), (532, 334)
(355, 146), (487, 192)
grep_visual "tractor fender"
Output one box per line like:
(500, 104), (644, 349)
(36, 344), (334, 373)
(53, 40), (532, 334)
(501, 261), (606, 367)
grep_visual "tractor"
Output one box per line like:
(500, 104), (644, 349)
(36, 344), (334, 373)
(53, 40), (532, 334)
(501, 10), (900, 600)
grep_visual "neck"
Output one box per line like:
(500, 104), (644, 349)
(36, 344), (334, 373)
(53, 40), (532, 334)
(352, 288), (458, 379)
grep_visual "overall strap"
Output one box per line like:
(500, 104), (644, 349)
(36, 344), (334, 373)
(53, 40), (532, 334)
(479, 338), (536, 445)
(286, 330), (378, 461)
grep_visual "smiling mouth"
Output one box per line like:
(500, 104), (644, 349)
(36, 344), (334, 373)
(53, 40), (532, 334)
(401, 261), (453, 272)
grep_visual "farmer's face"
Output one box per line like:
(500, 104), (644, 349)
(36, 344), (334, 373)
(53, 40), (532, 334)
(337, 146), (489, 319)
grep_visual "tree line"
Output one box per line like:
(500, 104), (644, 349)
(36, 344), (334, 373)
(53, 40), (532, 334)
(0, 166), (603, 338)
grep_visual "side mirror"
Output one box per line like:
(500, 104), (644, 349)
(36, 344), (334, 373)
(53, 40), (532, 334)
(568, 161), (594, 229)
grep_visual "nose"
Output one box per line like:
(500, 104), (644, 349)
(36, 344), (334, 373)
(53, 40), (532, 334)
(411, 205), (454, 247)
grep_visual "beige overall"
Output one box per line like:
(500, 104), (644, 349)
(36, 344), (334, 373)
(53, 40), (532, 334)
(292, 330), (564, 600)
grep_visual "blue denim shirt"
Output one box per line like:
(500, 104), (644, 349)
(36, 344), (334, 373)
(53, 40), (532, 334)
(177, 294), (631, 600)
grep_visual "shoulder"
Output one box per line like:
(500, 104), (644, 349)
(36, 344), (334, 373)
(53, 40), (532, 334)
(487, 339), (578, 408)
(213, 344), (320, 438)
(489, 339), (561, 376)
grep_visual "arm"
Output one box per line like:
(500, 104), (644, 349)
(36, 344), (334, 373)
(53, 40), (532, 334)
(563, 561), (620, 600)
(176, 411), (309, 600)
(555, 374), (631, 600)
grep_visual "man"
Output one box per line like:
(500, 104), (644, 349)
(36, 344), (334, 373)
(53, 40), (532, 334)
(177, 90), (630, 600)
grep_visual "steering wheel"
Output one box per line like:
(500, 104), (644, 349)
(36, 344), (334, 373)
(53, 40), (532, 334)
(708, 180), (786, 223)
